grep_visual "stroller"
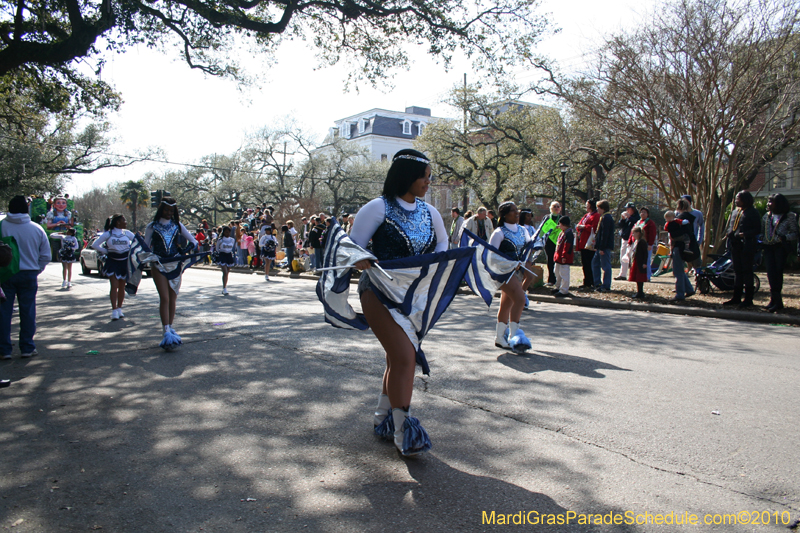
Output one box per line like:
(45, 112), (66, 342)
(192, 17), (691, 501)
(694, 249), (761, 295)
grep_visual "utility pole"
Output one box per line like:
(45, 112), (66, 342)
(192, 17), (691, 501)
(462, 73), (469, 212)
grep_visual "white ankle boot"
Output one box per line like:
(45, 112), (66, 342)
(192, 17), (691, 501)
(495, 322), (510, 348)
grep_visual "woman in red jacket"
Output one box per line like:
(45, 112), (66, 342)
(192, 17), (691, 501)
(628, 207), (657, 281)
(575, 199), (600, 289)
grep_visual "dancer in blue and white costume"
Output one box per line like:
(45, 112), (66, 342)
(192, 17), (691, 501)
(489, 201), (533, 352)
(349, 149), (448, 456)
(52, 228), (80, 289)
(144, 197), (198, 350)
(92, 214), (135, 320)
(214, 226), (236, 294)
(258, 225), (277, 282)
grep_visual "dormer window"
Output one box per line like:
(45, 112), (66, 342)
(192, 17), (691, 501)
(340, 123), (351, 139)
(402, 120), (412, 135)
(359, 118), (369, 134)
(417, 123), (426, 136)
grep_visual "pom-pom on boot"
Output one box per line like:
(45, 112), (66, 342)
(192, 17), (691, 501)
(160, 325), (183, 351)
(508, 322), (531, 354)
(392, 408), (431, 457)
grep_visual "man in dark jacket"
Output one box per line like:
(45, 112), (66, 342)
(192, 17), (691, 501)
(723, 191), (761, 308)
(615, 202), (639, 280)
(591, 199), (616, 292)
(308, 215), (326, 270)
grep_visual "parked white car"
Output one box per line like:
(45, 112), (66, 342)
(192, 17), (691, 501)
(79, 237), (105, 275)
(80, 237), (150, 277)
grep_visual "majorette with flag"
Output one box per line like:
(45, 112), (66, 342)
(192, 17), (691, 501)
(142, 196), (203, 351)
(316, 149), (475, 457)
(461, 202), (534, 353)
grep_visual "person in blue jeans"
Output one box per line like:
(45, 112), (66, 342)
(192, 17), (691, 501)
(0, 196), (52, 359)
(591, 199), (615, 292)
(664, 208), (696, 301)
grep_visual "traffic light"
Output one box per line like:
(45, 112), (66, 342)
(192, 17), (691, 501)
(150, 190), (161, 207)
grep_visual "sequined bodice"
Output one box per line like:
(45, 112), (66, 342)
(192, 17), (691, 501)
(499, 226), (527, 260)
(152, 221), (179, 257)
(370, 197), (436, 261)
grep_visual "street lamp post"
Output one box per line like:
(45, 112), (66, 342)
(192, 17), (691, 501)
(559, 162), (569, 217)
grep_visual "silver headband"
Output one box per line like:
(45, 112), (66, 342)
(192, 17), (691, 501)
(393, 154), (430, 164)
(161, 199), (177, 206)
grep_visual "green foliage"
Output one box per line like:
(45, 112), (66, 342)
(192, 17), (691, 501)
(416, 85), (566, 211)
(0, 0), (549, 92)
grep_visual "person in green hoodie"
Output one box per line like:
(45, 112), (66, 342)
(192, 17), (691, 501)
(538, 201), (562, 286)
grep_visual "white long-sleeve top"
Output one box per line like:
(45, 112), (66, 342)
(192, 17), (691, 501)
(143, 219), (197, 250)
(489, 223), (531, 249)
(216, 236), (236, 253)
(350, 197), (448, 252)
(92, 228), (136, 254)
(258, 234), (277, 248)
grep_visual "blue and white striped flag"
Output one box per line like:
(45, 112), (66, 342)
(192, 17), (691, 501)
(315, 222), (375, 330)
(460, 228), (535, 306)
(125, 234), (208, 295)
(316, 222), (475, 375)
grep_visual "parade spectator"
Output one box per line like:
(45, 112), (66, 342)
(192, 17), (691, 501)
(552, 216), (573, 298)
(761, 193), (798, 312)
(1, 195), (51, 359)
(282, 224), (295, 272)
(287, 220), (298, 245)
(628, 226), (649, 299)
(575, 199), (600, 289)
(591, 199), (615, 292)
(308, 216), (326, 270)
(449, 207), (465, 249)
(487, 210), (496, 223)
(680, 195), (704, 245)
(463, 207), (494, 241)
(723, 191), (760, 308)
(615, 202), (639, 280)
(346, 215), (355, 235)
(300, 217), (310, 242)
(665, 206), (695, 302)
(629, 207), (657, 281)
(539, 201), (562, 286)
(245, 231), (256, 266)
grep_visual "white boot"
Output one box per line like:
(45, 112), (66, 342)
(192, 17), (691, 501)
(392, 408), (431, 456)
(495, 322), (510, 349)
(508, 322), (519, 339)
(373, 393), (391, 427)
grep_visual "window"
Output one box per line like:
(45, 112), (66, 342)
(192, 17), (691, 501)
(359, 118), (368, 134)
(381, 154), (388, 162)
(417, 123), (426, 136)
(402, 120), (412, 135)
(339, 123), (349, 139)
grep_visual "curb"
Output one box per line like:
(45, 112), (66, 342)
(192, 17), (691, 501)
(525, 293), (800, 326)
(192, 264), (799, 326)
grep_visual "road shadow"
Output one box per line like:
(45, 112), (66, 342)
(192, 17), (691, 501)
(497, 350), (631, 378)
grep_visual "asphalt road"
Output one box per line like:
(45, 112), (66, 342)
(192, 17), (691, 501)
(0, 264), (798, 532)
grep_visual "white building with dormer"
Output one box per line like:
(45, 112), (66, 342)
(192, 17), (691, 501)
(321, 106), (443, 161)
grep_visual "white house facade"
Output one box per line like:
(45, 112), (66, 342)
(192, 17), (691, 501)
(321, 106), (442, 161)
